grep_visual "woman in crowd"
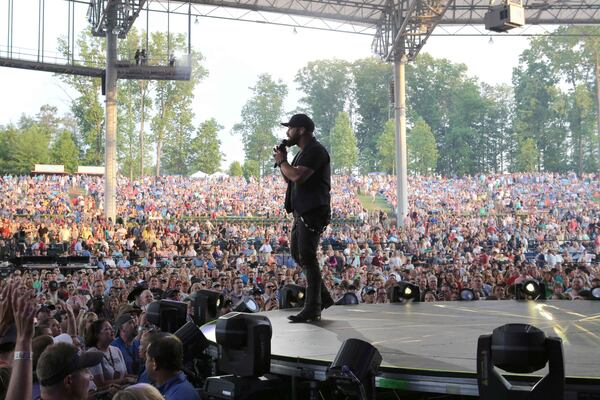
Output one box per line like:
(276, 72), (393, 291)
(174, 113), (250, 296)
(85, 319), (134, 389)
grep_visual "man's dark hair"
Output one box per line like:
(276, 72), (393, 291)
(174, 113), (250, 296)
(147, 335), (183, 372)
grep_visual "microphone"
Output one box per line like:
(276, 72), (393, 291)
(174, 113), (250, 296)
(273, 139), (289, 168)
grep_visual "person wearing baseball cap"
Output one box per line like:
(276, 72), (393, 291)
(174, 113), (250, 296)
(111, 313), (141, 375)
(36, 342), (102, 400)
(273, 113), (334, 323)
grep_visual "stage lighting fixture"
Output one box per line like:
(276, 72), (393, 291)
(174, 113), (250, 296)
(327, 338), (382, 400)
(233, 298), (259, 313)
(516, 280), (545, 300)
(335, 292), (360, 305)
(146, 300), (188, 333)
(591, 287), (600, 300)
(460, 288), (476, 301)
(192, 289), (223, 325)
(174, 320), (210, 362)
(279, 284), (305, 309)
(477, 323), (564, 400)
(389, 282), (420, 302)
(204, 313), (281, 399)
(215, 312), (272, 377)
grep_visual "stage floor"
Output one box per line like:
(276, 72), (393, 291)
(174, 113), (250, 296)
(201, 301), (600, 396)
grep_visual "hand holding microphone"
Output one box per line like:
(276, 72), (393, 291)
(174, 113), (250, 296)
(273, 139), (289, 168)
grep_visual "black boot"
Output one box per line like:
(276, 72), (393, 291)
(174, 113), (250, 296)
(288, 267), (322, 323)
(321, 282), (334, 310)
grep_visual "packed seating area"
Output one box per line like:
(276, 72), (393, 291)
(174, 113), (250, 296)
(0, 172), (599, 399)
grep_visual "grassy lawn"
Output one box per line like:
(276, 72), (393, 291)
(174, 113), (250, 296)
(358, 194), (394, 215)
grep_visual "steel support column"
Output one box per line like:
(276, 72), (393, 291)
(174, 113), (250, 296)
(105, 9), (118, 222)
(394, 54), (408, 228)
(596, 59), (600, 173)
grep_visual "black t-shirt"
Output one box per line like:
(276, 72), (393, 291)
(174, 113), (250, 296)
(284, 137), (331, 216)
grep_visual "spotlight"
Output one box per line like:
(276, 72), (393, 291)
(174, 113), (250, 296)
(389, 282), (420, 302)
(477, 323), (564, 400)
(459, 288), (476, 301)
(516, 280), (545, 300)
(192, 289), (223, 325)
(327, 338), (382, 400)
(591, 287), (600, 300)
(204, 313), (282, 399)
(174, 320), (210, 363)
(279, 284), (305, 309)
(215, 312), (272, 377)
(146, 300), (188, 333)
(233, 298), (259, 313)
(335, 292), (360, 305)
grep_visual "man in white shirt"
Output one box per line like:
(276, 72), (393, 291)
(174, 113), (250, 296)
(259, 242), (272, 263)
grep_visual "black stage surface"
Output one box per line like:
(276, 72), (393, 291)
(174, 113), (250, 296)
(201, 301), (600, 398)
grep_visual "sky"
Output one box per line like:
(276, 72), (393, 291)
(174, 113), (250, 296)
(0, 2), (535, 169)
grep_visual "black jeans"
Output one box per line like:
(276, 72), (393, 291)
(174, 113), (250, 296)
(290, 213), (329, 310)
(290, 214), (321, 273)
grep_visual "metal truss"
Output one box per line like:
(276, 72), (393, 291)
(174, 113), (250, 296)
(372, 0), (452, 61)
(157, 0), (600, 60)
(88, 0), (148, 38)
(52, 0), (600, 63)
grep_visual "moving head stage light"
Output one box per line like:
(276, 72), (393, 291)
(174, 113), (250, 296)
(389, 282), (420, 302)
(174, 320), (210, 363)
(233, 298), (259, 313)
(279, 284), (305, 309)
(327, 338), (382, 400)
(477, 323), (564, 400)
(146, 300), (188, 333)
(336, 292), (360, 305)
(460, 288), (476, 301)
(516, 280), (546, 300)
(204, 313), (281, 400)
(192, 289), (223, 326)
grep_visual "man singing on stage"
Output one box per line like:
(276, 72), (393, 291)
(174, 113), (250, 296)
(273, 113), (334, 323)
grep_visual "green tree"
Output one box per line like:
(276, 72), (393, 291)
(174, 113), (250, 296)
(295, 60), (351, 150)
(228, 161), (243, 177)
(479, 84), (516, 173)
(0, 125), (18, 173)
(190, 119), (223, 175)
(150, 32), (208, 176)
(329, 112), (358, 174)
(8, 125), (50, 174)
(50, 130), (80, 173)
(407, 117), (437, 175)
(351, 58), (393, 172)
(117, 28), (154, 179)
(243, 160), (260, 180)
(516, 138), (539, 172)
(406, 53), (486, 175)
(233, 74), (287, 176)
(377, 119), (395, 174)
(57, 31), (105, 166)
(512, 42), (565, 172)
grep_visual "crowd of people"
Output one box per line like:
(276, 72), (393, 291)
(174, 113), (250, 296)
(0, 171), (599, 399)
